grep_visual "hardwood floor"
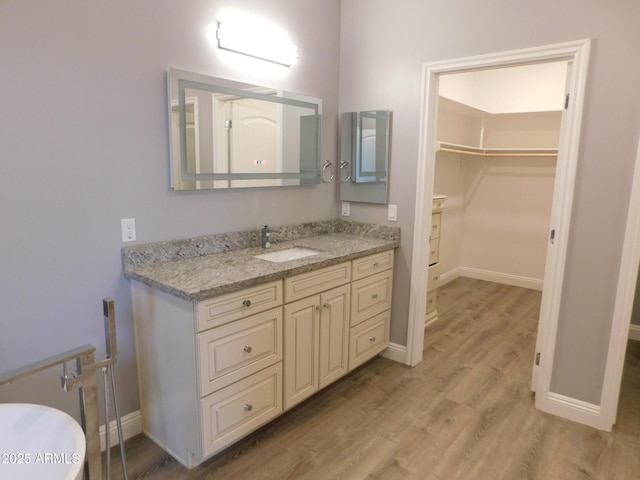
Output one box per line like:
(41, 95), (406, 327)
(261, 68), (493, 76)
(105, 278), (640, 479)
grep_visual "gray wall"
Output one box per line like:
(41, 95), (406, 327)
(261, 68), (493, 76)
(339, 0), (640, 405)
(0, 0), (341, 418)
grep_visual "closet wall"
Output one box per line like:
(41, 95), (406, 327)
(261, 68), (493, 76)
(434, 64), (565, 290)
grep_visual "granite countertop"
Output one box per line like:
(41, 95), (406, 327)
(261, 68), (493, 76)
(123, 220), (400, 301)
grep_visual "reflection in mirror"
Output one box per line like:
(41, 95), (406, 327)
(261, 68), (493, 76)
(339, 110), (391, 204)
(167, 69), (322, 190)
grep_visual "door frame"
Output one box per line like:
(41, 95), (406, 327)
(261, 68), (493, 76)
(407, 40), (594, 425)
(600, 135), (640, 428)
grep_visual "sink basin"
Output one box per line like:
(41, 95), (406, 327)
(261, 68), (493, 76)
(254, 247), (321, 263)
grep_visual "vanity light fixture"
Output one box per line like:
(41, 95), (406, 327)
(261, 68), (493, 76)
(216, 21), (298, 66)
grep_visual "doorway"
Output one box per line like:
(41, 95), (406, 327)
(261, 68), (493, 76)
(406, 40), (597, 427)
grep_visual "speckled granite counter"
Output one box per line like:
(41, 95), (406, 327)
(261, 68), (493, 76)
(122, 220), (400, 301)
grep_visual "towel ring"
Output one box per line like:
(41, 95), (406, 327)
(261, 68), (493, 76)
(340, 160), (351, 183)
(321, 160), (335, 183)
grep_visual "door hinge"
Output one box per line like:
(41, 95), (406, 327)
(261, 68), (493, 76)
(225, 119), (232, 129)
(564, 93), (570, 110)
(550, 229), (556, 244)
(535, 352), (541, 366)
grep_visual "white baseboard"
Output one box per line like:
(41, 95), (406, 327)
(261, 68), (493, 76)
(629, 324), (640, 341)
(441, 266), (543, 291)
(540, 391), (608, 431)
(381, 342), (408, 364)
(99, 410), (142, 451)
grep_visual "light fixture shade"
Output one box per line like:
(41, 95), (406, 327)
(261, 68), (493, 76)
(216, 22), (298, 66)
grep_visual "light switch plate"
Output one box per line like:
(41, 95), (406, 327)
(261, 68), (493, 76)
(341, 201), (350, 217)
(388, 204), (398, 222)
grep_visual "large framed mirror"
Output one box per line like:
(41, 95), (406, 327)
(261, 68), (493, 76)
(167, 69), (322, 190)
(339, 110), (391, 204)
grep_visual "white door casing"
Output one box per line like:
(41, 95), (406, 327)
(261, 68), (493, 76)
(408, 40), (596, 427)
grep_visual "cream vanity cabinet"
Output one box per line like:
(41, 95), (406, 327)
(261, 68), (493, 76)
(132, 280), (284, 468)
(426, 196), (446, 325)
(131, 249), (394, 468)
(283, 262), (351, 409)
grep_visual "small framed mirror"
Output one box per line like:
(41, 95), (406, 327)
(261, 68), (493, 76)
(168, 69), (322, 190)
(339, 110), (391, 204)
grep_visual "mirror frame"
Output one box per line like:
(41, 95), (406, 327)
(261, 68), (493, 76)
(339, 110), (391, 204)
(167, 68), (323, 190)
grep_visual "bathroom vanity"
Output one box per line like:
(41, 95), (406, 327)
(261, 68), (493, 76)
(123, 220), (399, 468)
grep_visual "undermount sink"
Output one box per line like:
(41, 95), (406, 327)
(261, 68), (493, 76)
(254, 247), (321, 263)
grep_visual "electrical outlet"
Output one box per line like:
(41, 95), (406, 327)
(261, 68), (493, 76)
(341, 201), (350, 217)
(388, 204), (398, 222)
(121, 218), (136, 242)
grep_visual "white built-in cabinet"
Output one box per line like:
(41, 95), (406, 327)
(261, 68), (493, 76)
(131, 250), (393, 469)
(426, 196), (446, 325)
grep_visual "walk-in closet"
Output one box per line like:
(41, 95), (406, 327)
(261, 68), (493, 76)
(433, 62), (568, 291)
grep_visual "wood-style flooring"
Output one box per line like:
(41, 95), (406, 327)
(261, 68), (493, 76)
(104, 277), (640, 479)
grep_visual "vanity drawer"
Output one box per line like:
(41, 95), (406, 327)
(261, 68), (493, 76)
(201, 363), (282, 458)
(350, 269), (393, 327)
(429, 237), (440, 266)
(197, 280), (282, 332)
(351, 250), (394, 281)
(431, 212), (442, 240)
(348, 311), (389, 370)
(426, 290), (438, 316)
(198, 308), (283, 397)
(427, 263), (441, 292)
(433, 196), (446, 212)
(285, 262), (351, 303)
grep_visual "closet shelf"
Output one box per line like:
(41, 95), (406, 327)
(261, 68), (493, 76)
(438, 141), (558, 158)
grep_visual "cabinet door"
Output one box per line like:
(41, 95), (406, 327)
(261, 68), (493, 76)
(284, 296), (319, 410)
(318, 285), (350, 389)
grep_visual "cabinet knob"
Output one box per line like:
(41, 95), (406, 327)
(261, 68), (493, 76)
(369, 336), (377, 342)
(243, 345), (252, 353)
(372, 293), (379, 300)
(244, 404), (253, 412)
(242, 299), (252, 307)
(373, 261), (380, 268)
(315, 305), (322, 311)
(323, 303), (331, 309)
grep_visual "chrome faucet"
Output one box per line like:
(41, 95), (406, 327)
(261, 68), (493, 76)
(261, 224), (282, 249)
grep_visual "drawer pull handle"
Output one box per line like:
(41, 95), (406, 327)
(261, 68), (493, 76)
(372, 293), (379, 300)
(244, 404), (253, 412)
(433, 276), (439, 281)
(243, 345), (252, 353)
(242, 299), (252, 307)
(370, 336), (377, 342)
